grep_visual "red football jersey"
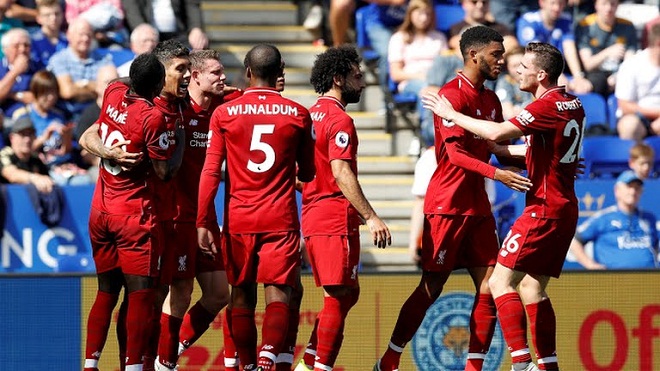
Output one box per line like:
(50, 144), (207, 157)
(508, 86), (584, 219)
(173, 96), (219, 222)
(91, 81), (170, 215)
(425, 73), (503, 216)
(152, 96), (183, 221)
(197, 87), (315, 233)
(302, 96), (362, 236)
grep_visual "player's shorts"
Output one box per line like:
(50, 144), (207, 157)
(305, 234), (361, 287)
(497, 213), (578, 278)
(223, 231), (301, 287)
(161, 222), (225, 282)
(421, 214), (499, 272)
(88, 207), (162, 277)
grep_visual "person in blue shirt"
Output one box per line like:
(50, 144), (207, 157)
(569, 170), (659, 269)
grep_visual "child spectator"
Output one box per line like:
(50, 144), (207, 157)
(30, 0), (67, 69)
(629, 142), (655, 180)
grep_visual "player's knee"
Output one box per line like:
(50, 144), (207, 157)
(201, 290), (230, 314)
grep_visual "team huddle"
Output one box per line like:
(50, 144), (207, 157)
(81, 25), (585, 371)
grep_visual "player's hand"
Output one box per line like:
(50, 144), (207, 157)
(197, 227), (217, 257)
(576, 157), (586, 178)
(188, 27), (208, 50)
(366, 215), (391, 249)
(494, 168), (532, 192)
(421, 93), (455, 121)
(108, 140), (143, 169)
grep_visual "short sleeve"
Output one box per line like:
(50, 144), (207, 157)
(387, 32), (405, 64)
(575, 215), (600, 243)
(326, 115), (356, 162)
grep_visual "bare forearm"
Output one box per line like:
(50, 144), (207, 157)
(335, 167), (376, 220)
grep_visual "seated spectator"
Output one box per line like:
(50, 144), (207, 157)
(569, 171), (658, 269)
(641, 15), (660, 49)
(0, 28), (39, 125)
(363, 1), (408, 87)
(629, 142), (654, 180)
(489, 0), (538, 34)
(495, 46), (533, 120)
(64, 0), (128, 47)
(575, 0), (638, 98)
(0, 115), (53, 193)
(30, 0), (67, 69)
(615, 23), (660, 141)
(7, 0), (37, 30)
(517, 0), (593, 94)
(122, 0), (208, 50)
(117, 23), (159, 77)
(448, 0), (519, 53)
(13, 70), (92, 185)
(388, 0), (447, 97)
(47, 17), (114, 121)
(0, 0), (23, 59)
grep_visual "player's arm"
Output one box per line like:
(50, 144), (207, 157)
(331, 159), (391, 248)
(569, 237), (605, 270)
(151, 125), (185, 181)
(78, 122), (143, 168)
(423, 93), (523, 142)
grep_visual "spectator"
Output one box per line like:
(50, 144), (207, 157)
(388, 0), (447, 101)
(363, 0), (408, 87)
(489, 0), (538, 33)
(122, 0), (208, 50)
(641, 15), (660, 49)
(7, 0), (37, 30)
(47, 17), (114, 121)
(76, 65), (118, 144)
(0, 115), (53, 193)
(0, 28), (39, 125)
(569, 170), (658, 269)
(448, 0), (519, 53)
(615, 23), (660, 141)
(575, 0), (638, 98)
(328, 0), (352, 46)
(495, 46), (534, 120)
(64, 0), (128, 47)
(629, 142), (655, 180)
(517, 0), (593, 94)
(0, 0), (23, 59)
(30, 0), (67, 69)
(116, 23), (159, 77)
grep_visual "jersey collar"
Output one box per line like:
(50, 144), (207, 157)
(317, 96), (345, 111)
(244, 87), (281, 95)
(538, 85), (566, 100)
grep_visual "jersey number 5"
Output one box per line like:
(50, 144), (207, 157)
(247, 124), (275, 173)
(100, 122), (127, 175)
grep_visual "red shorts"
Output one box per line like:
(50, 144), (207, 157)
(305, 234), (361, 287)
(497, 213), (578, 278)
(88, 207), (162, 277)
(223, 231), (301, 287)
(421, 214), (499, 272)
(161, 222), (225, 283)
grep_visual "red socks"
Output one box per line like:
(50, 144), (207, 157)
(314, 296), (346, 369)
(222, 309), (239, 370)
(157, 313), (183, 368)
(179, 301), (217, 351)
(84, 291), (119, 370)
(527, 299), (558, 370)
(258, 302), (290, 370)
(231, 307), (258, 367)
(494, 292), (531, 364)
(302, 316), (319, 367)
(466, 293), (497, 370)
(125, 289), (156, 367)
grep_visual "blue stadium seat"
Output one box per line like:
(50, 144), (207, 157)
(434, 4), (465, 35)
(581, 136), (635, 178)
(607, 94), (619, 132)
(576, 93), (609, 135)
(96, 47), (135, 67)
(355, 6), (379, 62)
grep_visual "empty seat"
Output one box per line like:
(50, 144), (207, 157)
(576, 93), (609, 135)
(581, 136), (635, 178)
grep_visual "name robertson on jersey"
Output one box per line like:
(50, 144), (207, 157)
(226, 103), (298, 116)
(555, 98), (582, 112)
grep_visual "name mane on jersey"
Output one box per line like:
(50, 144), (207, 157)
(226, 103), (298, 116)
(555, 98), (582, 112)
(190, 131), (208, 148)
(105, 104), (127, 124)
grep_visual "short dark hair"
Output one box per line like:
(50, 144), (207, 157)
(129, 53), (165, 97)
(243, 44), (282, 80)
(30, 69), (59, 98)
(459, 25), (504, 60)
(525, 42), (564, 83)
(152, 39), (189, 67)
(189, 49), (221, 71)
(310, 45), (362, 95)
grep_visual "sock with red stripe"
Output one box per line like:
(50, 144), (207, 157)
(179, 301), (217, 352)
(84, 291), (119, 370)
(125, 289), (156, 367)
(527, 299), (558, 370)
(466, 293), (497, 371)
(157, 313), (183, 368)
(494, 292), (531, 364)
(231, 307), (258, 368)
(258, 302), (290, 370)
(222, 308), (239, 370)
(380, 286), (435, 370)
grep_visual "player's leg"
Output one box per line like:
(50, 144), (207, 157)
(520, 274), (557, 371)
(156, 278), (194, 370)
(297, 315), (319, 371)
(465, 266), (497, 371)
(277, 277), (304, 371)
(221, 307), (240, 371)
(84, 268), (123, 371)
(124, 273), (158, 371)
(258, 283), (293, 370)
(313, 284), (359, 371)
(231, 282), (260, 369)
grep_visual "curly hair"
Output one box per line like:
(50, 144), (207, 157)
(459, 25), (504, 60)
(310, 45), (362, 95)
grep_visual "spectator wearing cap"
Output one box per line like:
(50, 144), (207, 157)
(569, 170), (659, 270)
(0, 115), (54, 193)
